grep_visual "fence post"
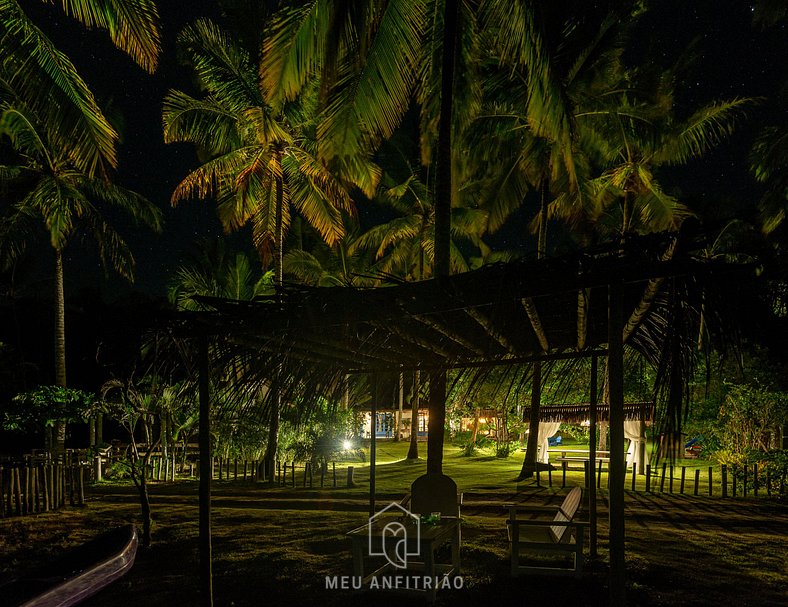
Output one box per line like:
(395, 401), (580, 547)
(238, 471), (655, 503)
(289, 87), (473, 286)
(669, 466), (674, 494)
(645, 464), (651, 492)
(14, 467), (22, 515)
(660, 463), (667, 493)
(347, 466), (355, 487)
(708, 467), (713, 497)
(303, 463), (308, 488)
(42, 465), (49, 511)
(597, 459), (603, 489)
(693, 469), (700, 496)
(680, 466), (686, 494)
(69, 466), (75, 506)
(25, 466), (32, 513)
(753, 464), (759, 496)
(743, 465), (748, 497)
(732, 466), (738, 497)
(33, 466), (40, 513)
(722, 465), (728, 498)
(308, 463), (313, 488)
(583, 460), (589, 490)
(562, 461), (567, 489)
(631, 463), (636, 491)
(78, 466), (85, 505)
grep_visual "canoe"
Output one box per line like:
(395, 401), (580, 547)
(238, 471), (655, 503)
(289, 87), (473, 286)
(2, 525), (138, 607)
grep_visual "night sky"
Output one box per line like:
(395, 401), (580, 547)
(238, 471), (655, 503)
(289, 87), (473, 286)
(9, 0), (788, 298)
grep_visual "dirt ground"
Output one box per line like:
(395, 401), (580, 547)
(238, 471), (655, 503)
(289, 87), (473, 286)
(1, 480), (786, 607)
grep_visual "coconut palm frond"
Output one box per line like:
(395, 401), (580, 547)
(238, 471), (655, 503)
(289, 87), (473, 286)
(178, 19), (260, 108)
(171, 147), (259, 205)
(261, 0), (327, 103)
(0, 0), (118, 174)
(78, 176), (163, 233)
(654, 98), (751, 166)
(79, 203), (136, 281)
(162, 90), (241, 154)
(0, 107), (50, 161)
(51, 0), (161, 73)
(320, 0), (426, 160)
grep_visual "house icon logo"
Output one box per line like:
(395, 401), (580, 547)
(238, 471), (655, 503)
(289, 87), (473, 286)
(368, 502), (421, 569)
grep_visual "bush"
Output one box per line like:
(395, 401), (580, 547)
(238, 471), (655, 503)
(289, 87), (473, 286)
(104, 459), (132, 481)
(495, 441), (515, 458)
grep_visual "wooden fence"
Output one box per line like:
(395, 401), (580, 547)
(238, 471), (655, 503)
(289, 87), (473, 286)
(140, 455), (357, 489)
(536, 459), (787, 498)
(0, 461), (88, 518)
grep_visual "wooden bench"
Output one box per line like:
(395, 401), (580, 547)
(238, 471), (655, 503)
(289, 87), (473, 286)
(506, 486), (586, 577)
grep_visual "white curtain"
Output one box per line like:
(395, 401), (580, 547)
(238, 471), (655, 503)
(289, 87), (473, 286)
(537, 422), (562, 463)
(624, 420), (646, 473)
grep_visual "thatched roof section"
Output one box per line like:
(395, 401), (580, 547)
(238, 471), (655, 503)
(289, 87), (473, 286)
(539, 402), (653, 423)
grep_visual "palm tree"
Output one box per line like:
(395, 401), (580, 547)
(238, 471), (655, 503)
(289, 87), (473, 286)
(163, 19), (361, 284)
(351, 170), (488, 282)
(0, 0), (161, 175)
(164, 18), (369, 480)
(0, 103), (163, 452)
(169, 239), (274, 311)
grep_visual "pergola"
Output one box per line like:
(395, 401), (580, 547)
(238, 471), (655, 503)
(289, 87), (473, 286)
(174, 234), (751, 606)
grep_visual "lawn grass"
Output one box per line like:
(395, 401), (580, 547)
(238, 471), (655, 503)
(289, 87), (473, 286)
(1, 441), (786, 607)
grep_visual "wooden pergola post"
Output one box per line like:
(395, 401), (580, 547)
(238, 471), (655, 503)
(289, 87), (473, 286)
(608, 282), (626, 606)
(427, 370), (447, 474)
(589, 354), (598, 559)
(198, 333), (213, 607)
(369, 373), (377, 517)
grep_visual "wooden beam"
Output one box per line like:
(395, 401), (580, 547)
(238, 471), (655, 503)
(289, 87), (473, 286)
(413, 314), (486, 356)
(198, 334), (213, 607)
(577, 288), (590, 350)
(465, 307), (518, 354)
(608, 282), (626, 607)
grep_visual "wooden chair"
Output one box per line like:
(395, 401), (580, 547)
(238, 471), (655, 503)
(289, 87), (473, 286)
(401, 473), (462, 574)
(407, 473), (461, 517)
(506, 486), (586, 577)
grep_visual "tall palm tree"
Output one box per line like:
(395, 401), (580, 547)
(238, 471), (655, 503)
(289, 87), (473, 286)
(0, 0), (161, 176)
(164, 18), (368, 480)
(351, 169), (488, 281)
(0, 103), (163, 452)
(163, 19), (361, 283)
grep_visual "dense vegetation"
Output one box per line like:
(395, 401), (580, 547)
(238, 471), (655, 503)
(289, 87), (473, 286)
(0, 0), (786, 477)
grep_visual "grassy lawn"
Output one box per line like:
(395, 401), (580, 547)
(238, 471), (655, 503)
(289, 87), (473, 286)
(1, 441), (786, 606)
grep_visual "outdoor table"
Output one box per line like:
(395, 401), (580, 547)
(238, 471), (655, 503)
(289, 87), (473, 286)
(346, 515), (460, 600)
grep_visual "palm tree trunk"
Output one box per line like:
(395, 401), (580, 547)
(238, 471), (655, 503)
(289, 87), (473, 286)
(517, 180), (550, 477)
(263, 168), (284, 481)
(537, 178), (549, 258)
(433, 0), (459, 281)
(622, 191), (634, 234)
(471, 407), (480, 444)
(517, 361), (542, 480)
(53, 248), (67, 455)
